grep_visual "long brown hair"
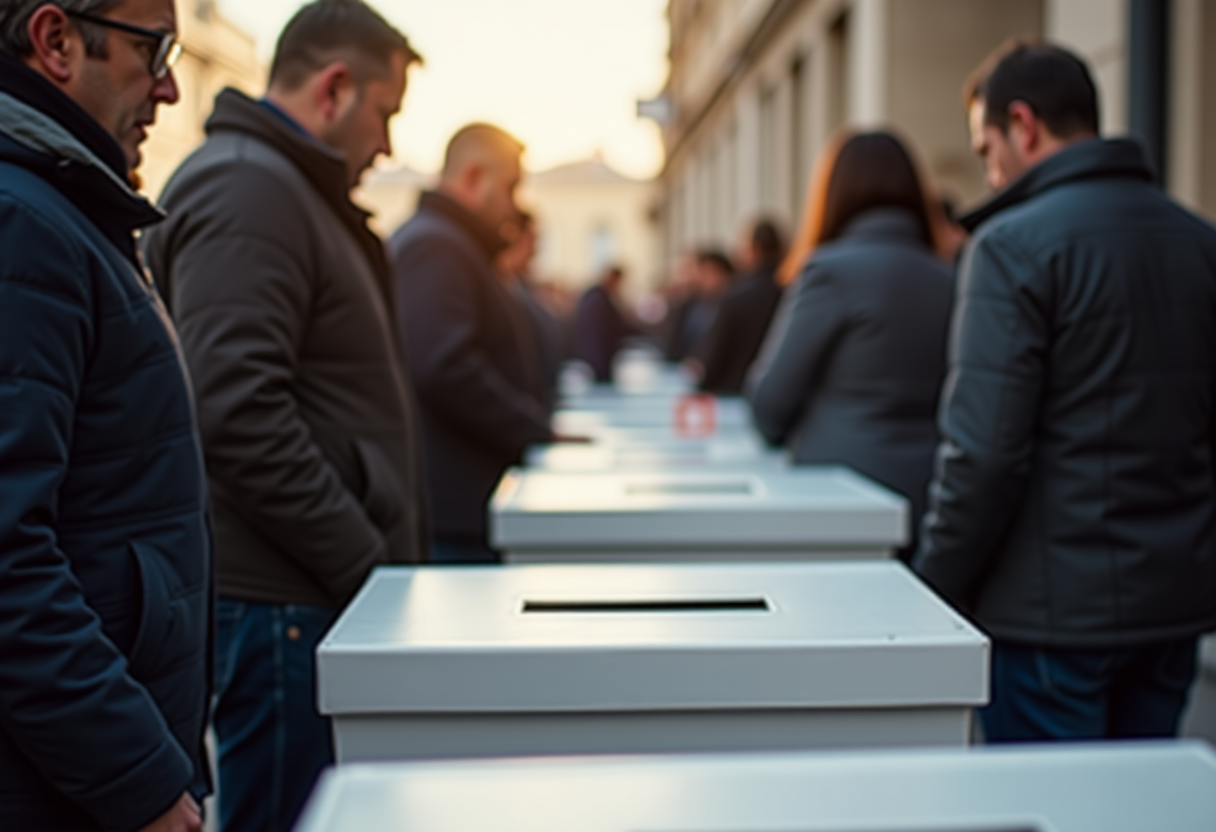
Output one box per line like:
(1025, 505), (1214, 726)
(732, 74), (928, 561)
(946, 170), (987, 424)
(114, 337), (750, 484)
(780, 131), (940, 285)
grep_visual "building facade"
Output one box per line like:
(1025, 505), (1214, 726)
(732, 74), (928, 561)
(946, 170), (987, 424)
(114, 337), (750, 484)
(522, 157), (659, 296)
(139, 0), (265, 199)
(657, 0), (1216, 270)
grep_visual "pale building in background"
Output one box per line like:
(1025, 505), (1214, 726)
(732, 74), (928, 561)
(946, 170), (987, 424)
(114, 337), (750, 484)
(656, 0), (1216, 272)
(522, 157), (659, 299)
(359, 156), (659, 299)
(139, 0), (265, 199)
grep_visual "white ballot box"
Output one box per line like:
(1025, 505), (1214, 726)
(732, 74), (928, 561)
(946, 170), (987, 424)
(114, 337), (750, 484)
(295, 742), (1216, 832)
(490, 466), (907, 562)
(523, 439), (788, 473)
(609, 349), (690, 395)
(317, 561), (987, 764)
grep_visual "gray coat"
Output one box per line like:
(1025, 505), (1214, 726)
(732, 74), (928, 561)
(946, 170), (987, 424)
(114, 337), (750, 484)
(915, 139), (1216, 647)
(747, 209), (954, 524)
(143, 90), (429, 609)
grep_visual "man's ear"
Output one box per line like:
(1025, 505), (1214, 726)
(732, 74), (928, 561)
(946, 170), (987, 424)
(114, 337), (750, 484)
(313, 61), (354, 122)
(1006, 100), (1040, 157)
(26, 5), (78, 83)
(461, 161), (486, 200)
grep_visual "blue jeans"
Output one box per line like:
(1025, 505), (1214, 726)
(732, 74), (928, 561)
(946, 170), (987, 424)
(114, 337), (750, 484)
(981, 638), (1198, 742)
(213, 599), (339, 832)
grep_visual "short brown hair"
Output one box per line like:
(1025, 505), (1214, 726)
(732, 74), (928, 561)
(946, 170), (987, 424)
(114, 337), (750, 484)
(964, 38), (1099, 138)
(269, 0), (422, 92)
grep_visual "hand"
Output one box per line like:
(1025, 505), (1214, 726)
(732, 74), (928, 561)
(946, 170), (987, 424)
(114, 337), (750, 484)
(139, 793), (201, 832)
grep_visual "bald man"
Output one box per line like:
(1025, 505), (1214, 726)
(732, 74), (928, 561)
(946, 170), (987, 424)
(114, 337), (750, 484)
(390, 123), (553, 563)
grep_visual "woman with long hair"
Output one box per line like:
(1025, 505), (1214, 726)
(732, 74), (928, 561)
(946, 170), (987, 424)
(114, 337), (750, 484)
(747, 131), (955, 548)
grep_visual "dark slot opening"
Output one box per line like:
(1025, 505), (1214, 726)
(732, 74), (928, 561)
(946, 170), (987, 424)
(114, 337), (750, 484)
(523, 598), (769, 614)
(625, 482), (753, 496)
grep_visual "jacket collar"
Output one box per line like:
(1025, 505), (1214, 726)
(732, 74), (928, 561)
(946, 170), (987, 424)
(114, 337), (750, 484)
(0, 53), (163, 259)
(838, 207), (929, 245)
(204, 88), (391, 285)
(0, 51), (128, 179)
(417, 190), (507, 259)
(960, 138), (1153, 233)
(206, 89), (354, 210)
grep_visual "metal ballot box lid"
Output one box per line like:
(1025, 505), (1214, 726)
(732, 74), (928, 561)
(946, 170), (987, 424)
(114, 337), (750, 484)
(489, 466), (908, 553)
(316, 561), (987, 716)
(295, 742), (1216, 832)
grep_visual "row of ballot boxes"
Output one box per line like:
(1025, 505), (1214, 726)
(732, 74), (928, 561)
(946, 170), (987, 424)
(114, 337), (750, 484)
(499, 386), (910, 561)
(301, 357), (1214, 829)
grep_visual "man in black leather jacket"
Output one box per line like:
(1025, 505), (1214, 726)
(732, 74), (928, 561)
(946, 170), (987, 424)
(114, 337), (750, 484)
(916, 41), (1216, 741)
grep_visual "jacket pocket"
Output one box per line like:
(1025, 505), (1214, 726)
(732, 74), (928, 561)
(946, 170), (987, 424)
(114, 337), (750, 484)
(352, 437), (406, 533)
(127, 540), (205, 679)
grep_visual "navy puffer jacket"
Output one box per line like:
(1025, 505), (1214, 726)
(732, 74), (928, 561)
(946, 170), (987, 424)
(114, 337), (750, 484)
(0, 58), (211, 831)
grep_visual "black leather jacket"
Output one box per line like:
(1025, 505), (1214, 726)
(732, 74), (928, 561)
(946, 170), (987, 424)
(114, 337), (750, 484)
(916, 138), (1216, 647)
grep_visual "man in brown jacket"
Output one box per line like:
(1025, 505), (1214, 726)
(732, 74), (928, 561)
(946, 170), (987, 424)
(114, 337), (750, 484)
(142, 2), (426, 830)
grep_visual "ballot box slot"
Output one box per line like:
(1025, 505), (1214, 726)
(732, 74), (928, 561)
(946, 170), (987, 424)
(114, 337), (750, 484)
(624, 482), (754, 496)
(522, 598), (769, 613)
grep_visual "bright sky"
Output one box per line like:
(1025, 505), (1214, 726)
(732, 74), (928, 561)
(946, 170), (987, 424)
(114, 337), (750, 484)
(214, 0), (669, 178)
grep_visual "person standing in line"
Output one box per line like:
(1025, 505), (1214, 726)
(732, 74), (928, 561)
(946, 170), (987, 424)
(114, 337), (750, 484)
(667, 249), (733, 369)
(698, 218), (787, 396)
(747, 132), (954, 539)
(498, 209), (563, 409)
(0, 1), (208, 830)
(915, 40), (1216, 742)
(391, 124), (555, 564)
(574, 264), (639, 383)
(141, 3), (428, 829)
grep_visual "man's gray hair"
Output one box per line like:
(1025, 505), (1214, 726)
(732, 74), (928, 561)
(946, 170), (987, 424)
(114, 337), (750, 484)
(0, 0), (123, 59)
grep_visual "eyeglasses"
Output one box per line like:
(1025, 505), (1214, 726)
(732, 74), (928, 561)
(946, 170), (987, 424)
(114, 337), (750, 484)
(65, 10), (183, 81)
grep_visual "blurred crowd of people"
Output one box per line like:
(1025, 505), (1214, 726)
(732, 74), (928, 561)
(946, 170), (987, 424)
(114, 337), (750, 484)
(3, 1), (1216, 832)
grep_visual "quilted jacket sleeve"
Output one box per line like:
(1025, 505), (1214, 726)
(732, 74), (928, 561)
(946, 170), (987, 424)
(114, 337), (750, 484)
(914, 230), (1050, 612)
(0, 195), (192, 832)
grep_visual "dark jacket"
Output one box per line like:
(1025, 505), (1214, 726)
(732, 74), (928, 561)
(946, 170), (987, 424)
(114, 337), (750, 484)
(661, 293), (720, 364)
(512, 280), (564, 409)
(915, 138), (1216, 647)
(575, 283), (636, 381)
(390, 192), (553, 543)
(699, 264), (784, 395)
(748, 209), (954, 524)
(0, 58), (210, 832)
(143, 89), (428, 609)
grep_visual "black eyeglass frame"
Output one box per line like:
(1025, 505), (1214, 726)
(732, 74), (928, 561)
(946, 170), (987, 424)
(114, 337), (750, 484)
(65, 9), (182, 80)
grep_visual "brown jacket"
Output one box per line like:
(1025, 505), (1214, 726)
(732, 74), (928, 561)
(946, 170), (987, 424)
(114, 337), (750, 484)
(144, 89), (428, 608)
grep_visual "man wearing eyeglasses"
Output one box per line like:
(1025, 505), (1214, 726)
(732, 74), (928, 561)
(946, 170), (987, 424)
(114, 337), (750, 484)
(0, 2), (207, 832)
